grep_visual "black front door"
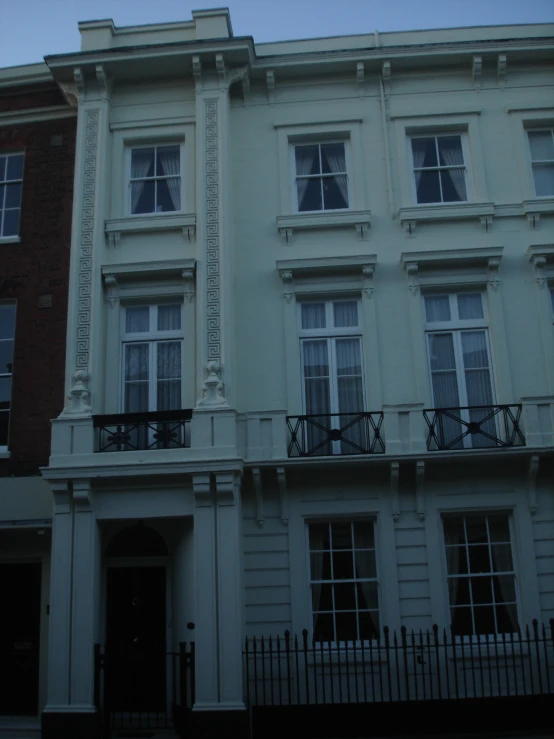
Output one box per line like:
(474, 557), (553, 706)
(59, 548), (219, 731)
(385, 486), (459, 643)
(106, 566), (166, 712)
(0, 562), (41, 715)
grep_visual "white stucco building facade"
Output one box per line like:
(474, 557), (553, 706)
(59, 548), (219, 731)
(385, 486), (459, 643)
(35, 8), (554, 738)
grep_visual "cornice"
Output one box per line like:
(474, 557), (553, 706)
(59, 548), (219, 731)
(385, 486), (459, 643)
(0, 105), (76, 127)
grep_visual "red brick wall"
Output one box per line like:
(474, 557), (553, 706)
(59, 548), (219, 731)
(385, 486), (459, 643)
(0, 113), (76, 475)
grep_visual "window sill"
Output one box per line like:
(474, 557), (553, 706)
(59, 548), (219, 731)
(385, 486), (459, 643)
(0, 236), (21, 245)
(399, 202), (495, 235)
(104, 213), (196, 247)
(276, 210), (371, 243)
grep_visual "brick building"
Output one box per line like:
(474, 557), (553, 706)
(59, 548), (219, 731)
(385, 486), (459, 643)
(0, 63), (75, 734)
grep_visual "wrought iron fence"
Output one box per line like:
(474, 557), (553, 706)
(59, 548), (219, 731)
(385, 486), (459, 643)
(94, 643), (195, 734)
(287, 412), (385, 457)
(244, 622), (553, 707)
(93, 409), (192, 452)
(423, 405), (525, 451)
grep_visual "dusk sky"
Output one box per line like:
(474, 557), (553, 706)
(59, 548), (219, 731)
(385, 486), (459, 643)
(1, 0), (553, 68)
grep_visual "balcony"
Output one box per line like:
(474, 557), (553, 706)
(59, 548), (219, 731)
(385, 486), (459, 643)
(93, 409), (192, 453)
(423, 404), (525, 451)
(286, 412), (385, 457)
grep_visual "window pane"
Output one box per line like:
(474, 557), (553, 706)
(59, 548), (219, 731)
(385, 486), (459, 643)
(6, 154), (24, 181)
(303, 340), (329, 378)
(416, 169), (441, 203)
(447, 546), (468, 575)
(334, 583), (356, 610)
(354, 550), (376, 579)
(448, 576), (470, 606)
(358, 611), (379, 640)
(461, 331), (489, 369)
(491, 544), (513, 572)
(471, 576), (492, 605)
(297, 176), (322, 211)
(437, 136), (464, 166)
(313, 612), (334, 641)
(156, 178), (180, 212)
(5, 183), (22, 208)
(322, 176), (348, 209)
(310, 523), (331, 551)
(132, 179), (155, 214)
(468, 545), (491, 573)
(528, 130), (554, 160)
(0, 376), (12, 403)
(2, 209), (20, 236)
(429, 333), (456, 371)
(331, 522), (352, 550)
(0, 409), (9, 446)
(493, 575), (516, 603)
(473, 606), (495, 635)
(126, 307), (149, 333)
(310, 551), (331, 581)
(124, 382), (148, 414)
(488, 515), (511, 543)
(156, 145), (180, 176)
(131, 148), (154, 178)
(451, 607), (473, 635)
(425, 295), (450, 323)
(295, 145), (320, 175)
(458, 293), (483, 320)
(412, 137), (438, 168)
(0, 304), (16, 337)
(496, 603), (518, 633)
(333, 301), (358, 327)
(321, 143), (346, 174)
(332, 551), (354, 580)
(441, 169), (467, 202)
(443, 517), (465, 546)
(356, 582), (378, 610)
(0, 157), (5, 180)
(312, 582), (332, 611)
(158, 304), (181, 331)
(465, 516), (488, 543)
(0, 340), (14, 374)
(157, 342), (181, 380)
(532, 164), (554, 196)
(353, 521), (374, 549)
(336, 338), (361, 376)
(125, 344), (149, 381)
(302, 303), (326, 330)
(335, 611), (357, 642)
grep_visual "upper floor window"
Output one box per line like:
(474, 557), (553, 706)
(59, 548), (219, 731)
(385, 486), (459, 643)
(425, 293), (496, 448)
(528, 129), (554, 197)
(411, 135), (468, 204)
(294, 142), (349, 212)
(309, 520), (379, 642)
(130, 145), (181, 215)
(0, 153), (24, 238)
(299, 300), (364, 454)
(0, 303), (16, 450)
(443, 513), (518, 635)
(122, 303), (183, 414)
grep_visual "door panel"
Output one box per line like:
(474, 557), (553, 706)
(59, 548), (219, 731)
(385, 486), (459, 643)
(106, 566), (166, 711)
(0, 563), (41, 715)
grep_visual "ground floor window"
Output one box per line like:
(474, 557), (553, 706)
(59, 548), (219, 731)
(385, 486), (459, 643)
(309, 520), (379, 641)
(443, 513), (518, 635)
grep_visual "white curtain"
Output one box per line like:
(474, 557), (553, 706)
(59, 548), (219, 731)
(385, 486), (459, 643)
(301, 303), (326, 330)
(439, 138), (467, 201)
(353, 523), (379, 636)
(295, 146), (318, 210)
(158, 304), (181, 331)
(457, 293), (483, 320)
(336, 338), (364, 452)
(324, 145), (348, 206)
(411, 139), (427, 190)
(126, 306), (149, 333)
(425, 295), (451, 323)
(303, 340), (331, 454)
(130, 149), (153, 213)
(334, 301), (358, 328)
(157, 341), (181, 411)
(429, 333), (462, 448)
(461, 331), (495, 447)
(158, 147), (181, 211)
(309, 524), (327, 618)
(124, 344), (149, 413)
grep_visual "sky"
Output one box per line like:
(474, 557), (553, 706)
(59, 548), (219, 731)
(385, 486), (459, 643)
(1, 0), (553, 68)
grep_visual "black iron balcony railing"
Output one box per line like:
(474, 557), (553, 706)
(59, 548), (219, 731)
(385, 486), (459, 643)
(423, 404), (525, 451)
(286, 412), (385, 457)
(93, 409), (192, 453)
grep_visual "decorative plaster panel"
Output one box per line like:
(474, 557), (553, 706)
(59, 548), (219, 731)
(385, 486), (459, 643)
(205, 99), (220, 362)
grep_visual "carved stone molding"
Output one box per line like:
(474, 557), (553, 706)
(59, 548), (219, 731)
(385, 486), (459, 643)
(73, 479), (93, 511)
(214, 471), (242, 506)
(487, 258), (501, 291)
(192, 472), (212, 506)
(362, 265), (375, 298)
(197, 360), (228, 408)
(497, 54), (507, 88)
(205, 98), (221, 363)
(406, 263), (419, 295)
(472, 55), (482, 89)
(64, 369), (92, 416)
(279, 269), (294, 303)
(357, 62), (365, 96)
(182, 269), (195, 303)
(104, 275), (118, 308)
(192, 56), (202, 91)
(266, 70), (275, 104)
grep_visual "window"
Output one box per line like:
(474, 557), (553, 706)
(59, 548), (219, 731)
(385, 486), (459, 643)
(411, 135), (468, 204)
(294, 142), (349, 212)
(122, 303), (183, 413)
(0, 153), (24, 237)
(309, 521), (379, 642)
(0, 303), (16, 450)
(527, 129), (554, 197)
(443, 513), (518, 635)
(299, 300), (364, 454)
(130, 145), (181, 215)
(425, 292), (496, 449)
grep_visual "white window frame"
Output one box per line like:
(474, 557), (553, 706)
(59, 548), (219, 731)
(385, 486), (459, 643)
(289, 140), (352, 214)
(424, 292), (498, 449)
(127, 144), (185, 216)
(298, 298), (365, 454)
(0, 152), (24, 239)
(526, 127), (554, 199)
(441, 511), (520, 637)
(409, 133), (471, 205)
(0, 301), (16, 452)
(120, 302), (185, 414)
(306, 518), (380, 645)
